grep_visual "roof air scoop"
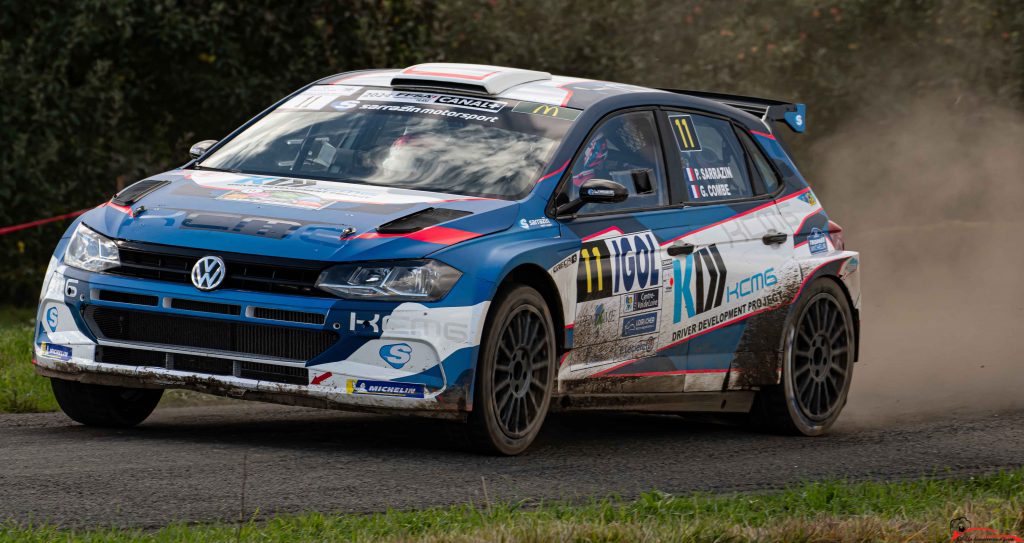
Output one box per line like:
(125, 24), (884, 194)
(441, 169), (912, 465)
(391, 63), (551, 96)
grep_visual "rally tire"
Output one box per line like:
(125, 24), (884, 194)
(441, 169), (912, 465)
(750, 278), (854, 436)
(51, 378), (163, 428)
(466, 284), (556, 455)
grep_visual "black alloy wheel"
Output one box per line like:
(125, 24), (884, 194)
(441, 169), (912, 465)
(466, 284), (555, 455)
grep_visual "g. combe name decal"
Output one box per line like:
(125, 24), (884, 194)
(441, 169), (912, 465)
(686, 166), (735, 199)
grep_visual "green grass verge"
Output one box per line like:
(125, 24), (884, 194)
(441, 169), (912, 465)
(2, 468), (1022, 542)
(0, 306), (57, 413)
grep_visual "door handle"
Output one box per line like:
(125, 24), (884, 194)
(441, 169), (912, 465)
(667, 242), (695, 256)
(762, 232), (788, 245)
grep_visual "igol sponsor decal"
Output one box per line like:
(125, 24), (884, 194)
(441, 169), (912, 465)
(577, 231), (661, 303)
(347, 379), (425, 399)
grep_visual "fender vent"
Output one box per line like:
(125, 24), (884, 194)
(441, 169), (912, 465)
(112, 180), (170, 206)
(376, 207), (471, 234)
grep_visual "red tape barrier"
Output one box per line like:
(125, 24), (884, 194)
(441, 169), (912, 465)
(0, 209), (90, 236)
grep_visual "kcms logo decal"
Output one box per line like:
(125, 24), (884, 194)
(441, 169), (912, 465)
(672, 244), (727, 323)
(577, 231), (660, 303)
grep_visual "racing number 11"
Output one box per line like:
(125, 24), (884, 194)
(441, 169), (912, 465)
(581, 245), (603, 294)
(576, 240), (612, 302)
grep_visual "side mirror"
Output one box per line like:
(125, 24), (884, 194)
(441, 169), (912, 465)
(556, 179), (628, 215)
(579, 179), (629, 203)
(189, 140), (218, 159)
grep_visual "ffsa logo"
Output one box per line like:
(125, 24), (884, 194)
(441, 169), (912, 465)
(672, 244), (727, 323)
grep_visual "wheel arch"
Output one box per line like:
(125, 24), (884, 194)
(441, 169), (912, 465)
(819, 273), (860, 362)
(492, 263), (566, 357)
(765, 268), (861, 384)
(782, 271), (860, 363)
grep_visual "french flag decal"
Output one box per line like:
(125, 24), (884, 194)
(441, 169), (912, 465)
(686, 167), (700, 198)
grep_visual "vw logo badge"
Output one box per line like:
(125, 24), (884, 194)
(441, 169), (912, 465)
(191, 256), (226, 291)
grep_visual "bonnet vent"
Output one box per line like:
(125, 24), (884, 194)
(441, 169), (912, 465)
(111, 179), (170, 206)
(376, 208), (472, 234)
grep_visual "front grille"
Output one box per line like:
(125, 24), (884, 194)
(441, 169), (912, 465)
(250, 306), (325, 325)
(174, 354), (234, 375)
(84, 306), (336, 361)
(96, 345), (166, 367)
(94, 346), (309, 385)
(239, 361), (309, 385)
(170, 298), (241, 315)
(110, 241), (329, 297)
(95, 290), (159, 306)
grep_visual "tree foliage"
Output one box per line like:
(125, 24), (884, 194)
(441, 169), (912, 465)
(0, 0), (1020, 304)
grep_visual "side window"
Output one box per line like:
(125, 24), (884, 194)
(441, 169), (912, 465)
(737, 130), (780, 193)
(665, 113), (754, 202)
(561, 111), (667, 214)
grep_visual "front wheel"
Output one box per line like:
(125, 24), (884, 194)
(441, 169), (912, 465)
(750, 278), (855, 435)
(466, 284), (556, 455)
(51, 378), (163, 428)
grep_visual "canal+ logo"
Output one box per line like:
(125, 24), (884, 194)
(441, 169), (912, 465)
(672, 244), (727, 324)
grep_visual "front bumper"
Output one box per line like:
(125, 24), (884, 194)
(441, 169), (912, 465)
(35, 259), (489, 418)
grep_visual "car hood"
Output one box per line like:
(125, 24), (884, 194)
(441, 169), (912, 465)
(83, 169), (519, 262)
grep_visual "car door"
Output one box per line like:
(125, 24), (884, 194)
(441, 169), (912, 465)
(555, 109), (684, 391)
(657, 110), (793, 392)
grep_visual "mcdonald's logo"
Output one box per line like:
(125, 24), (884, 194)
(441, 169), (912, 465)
(669, 114), (701, 152)
(513, 101), (581, 121)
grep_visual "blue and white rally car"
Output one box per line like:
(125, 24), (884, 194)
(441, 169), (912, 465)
(35, 63), (860, 454)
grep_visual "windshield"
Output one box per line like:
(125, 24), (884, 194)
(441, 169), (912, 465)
(198, 86), (578, 200)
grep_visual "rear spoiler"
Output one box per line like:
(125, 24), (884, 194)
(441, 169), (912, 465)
(659, 89), (806, 133)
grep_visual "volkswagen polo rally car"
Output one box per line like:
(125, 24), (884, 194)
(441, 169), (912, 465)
(35, 63), (861, 454)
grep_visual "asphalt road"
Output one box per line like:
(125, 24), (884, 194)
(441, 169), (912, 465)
(1, 403), (1022, 528)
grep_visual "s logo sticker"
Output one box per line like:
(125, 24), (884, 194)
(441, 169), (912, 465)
(379, 343), (413, 369)
(45, 307), (59, 332)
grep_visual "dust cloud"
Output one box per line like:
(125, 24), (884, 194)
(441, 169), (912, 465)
(807, 94), (1024, 427)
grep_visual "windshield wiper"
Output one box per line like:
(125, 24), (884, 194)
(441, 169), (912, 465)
(191, 164), (242, 174)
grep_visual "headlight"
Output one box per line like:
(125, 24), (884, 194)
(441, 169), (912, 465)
(64, 223), (120, 272)
(315, 260), (461, 301)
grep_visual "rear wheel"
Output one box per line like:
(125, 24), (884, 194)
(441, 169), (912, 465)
(51, 378), (163, 428)
(750, 278), (854, 435)
(466, 285), (555, 455)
